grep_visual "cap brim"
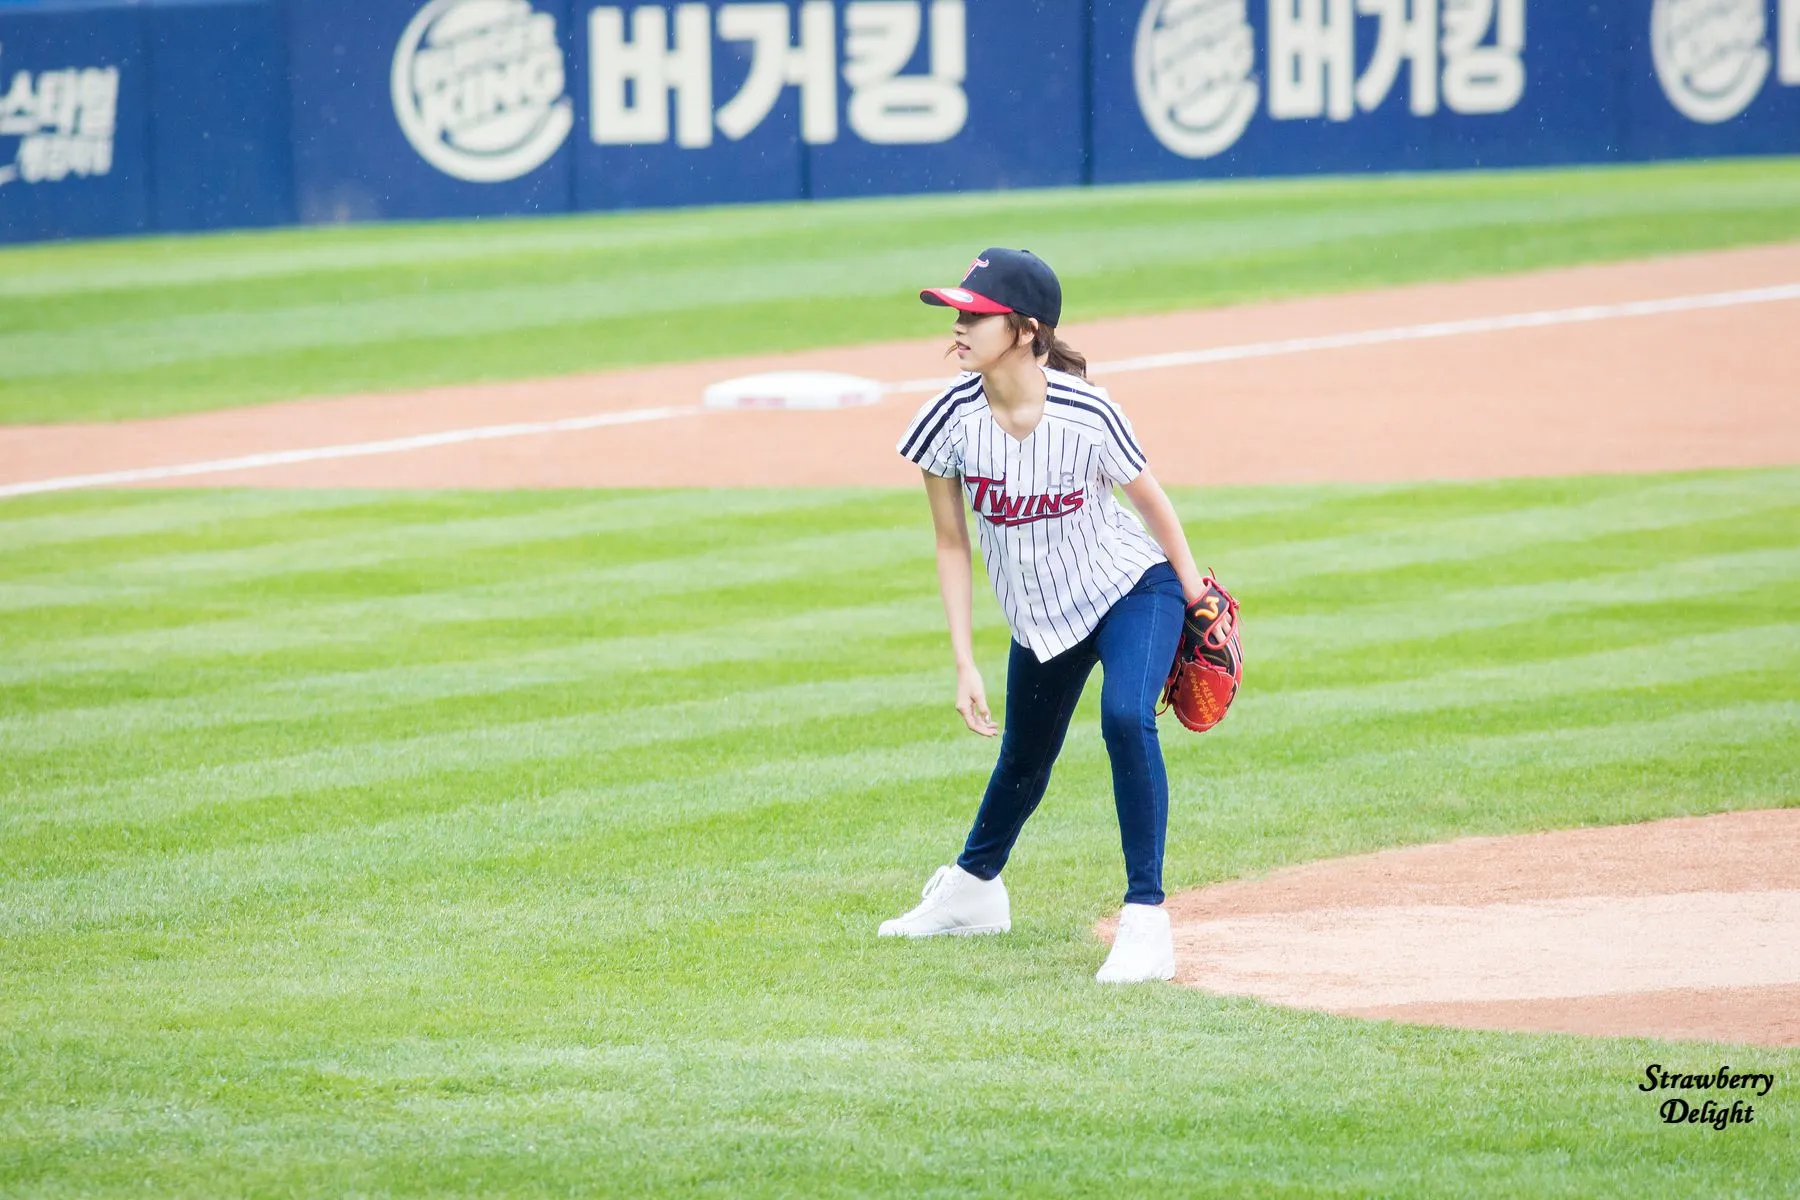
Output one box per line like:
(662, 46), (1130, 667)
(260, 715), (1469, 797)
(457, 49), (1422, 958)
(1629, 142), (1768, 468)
(920, 287), (1012, 314)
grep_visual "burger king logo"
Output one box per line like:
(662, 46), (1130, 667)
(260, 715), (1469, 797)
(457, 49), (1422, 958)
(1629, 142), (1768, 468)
(1133, 0), (1259, 159)
(1651, 0), (1772, 124)
(391, 0), (573, 182)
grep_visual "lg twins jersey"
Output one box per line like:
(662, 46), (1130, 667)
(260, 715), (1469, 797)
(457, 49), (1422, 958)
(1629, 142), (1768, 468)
(897, 368), (1167, 662)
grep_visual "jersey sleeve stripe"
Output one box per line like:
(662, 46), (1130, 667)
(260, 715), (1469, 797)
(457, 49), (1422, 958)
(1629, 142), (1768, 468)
(1045, 390), (1146, 471)
(898, 376), (984, 462)
(1047, 383), (1147, 464)
(1046, 387), (1144, 463)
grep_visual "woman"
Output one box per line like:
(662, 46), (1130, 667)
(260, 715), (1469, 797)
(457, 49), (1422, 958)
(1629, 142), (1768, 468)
(880, 247), (1211, 983)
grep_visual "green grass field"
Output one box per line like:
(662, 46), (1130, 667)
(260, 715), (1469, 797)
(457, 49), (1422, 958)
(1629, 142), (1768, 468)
(4, 161), (1799, 1195)
(3, 157), (1800, 423)
(3, 473), (1797, 1196)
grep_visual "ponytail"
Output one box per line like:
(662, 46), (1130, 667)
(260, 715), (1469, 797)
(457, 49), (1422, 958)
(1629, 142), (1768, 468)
(1005, 313), (1089, 381)
(1041, 332), (1088, 380)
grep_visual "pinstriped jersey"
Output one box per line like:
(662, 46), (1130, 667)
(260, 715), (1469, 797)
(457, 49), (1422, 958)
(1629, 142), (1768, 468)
(897, 367), (1167, 662)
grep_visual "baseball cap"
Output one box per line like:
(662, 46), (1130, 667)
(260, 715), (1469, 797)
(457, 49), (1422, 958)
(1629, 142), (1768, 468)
(920, 247), (1062, 328)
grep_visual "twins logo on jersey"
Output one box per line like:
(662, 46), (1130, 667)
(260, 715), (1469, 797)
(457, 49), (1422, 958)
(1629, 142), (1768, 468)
(966, 475), (1085, 526)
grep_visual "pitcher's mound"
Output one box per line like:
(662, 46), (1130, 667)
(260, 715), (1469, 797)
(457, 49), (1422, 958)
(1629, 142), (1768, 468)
(1157, 809), (1800, 1045)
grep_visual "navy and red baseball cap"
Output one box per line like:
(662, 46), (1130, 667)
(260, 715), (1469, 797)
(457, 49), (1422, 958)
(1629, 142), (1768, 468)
(921, 247), (1062, 328)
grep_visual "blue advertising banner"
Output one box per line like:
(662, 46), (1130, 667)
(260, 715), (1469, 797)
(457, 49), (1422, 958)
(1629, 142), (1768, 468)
(804, 0), (1088, 199)
(0, 0), (150, 243)
(148, 0), (294, 232)
(285, 0), (577, 222)
(1092, 0), (1800, 185)
(569, 1), (1086, 210)
(571, 0), (807, 211)
(3, 0), (1800, 244)
(1093, 0), (1426, 183)
(1092, 0), (1626, 183)
(1431, 2), (1625, 170)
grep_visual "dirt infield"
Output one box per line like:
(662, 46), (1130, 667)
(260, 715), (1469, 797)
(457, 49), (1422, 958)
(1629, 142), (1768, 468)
(1148, 810), (1800, 1047)
(9, 242), (1797, 1045)
(4, 241), (1800, 490)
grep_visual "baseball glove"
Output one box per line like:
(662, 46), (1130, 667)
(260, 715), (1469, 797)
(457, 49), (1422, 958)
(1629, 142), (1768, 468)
(1159, 573), (1242, 733)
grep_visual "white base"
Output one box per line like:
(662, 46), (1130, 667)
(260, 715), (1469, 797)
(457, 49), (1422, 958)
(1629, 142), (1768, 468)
(702, 371), (884, 411)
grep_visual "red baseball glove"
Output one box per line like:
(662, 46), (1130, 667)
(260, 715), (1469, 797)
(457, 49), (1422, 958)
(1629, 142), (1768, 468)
(1159, 573), (1242, 733)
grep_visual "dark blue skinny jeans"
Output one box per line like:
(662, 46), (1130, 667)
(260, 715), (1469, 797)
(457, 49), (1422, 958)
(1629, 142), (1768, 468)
(957, 561), (1186, 905)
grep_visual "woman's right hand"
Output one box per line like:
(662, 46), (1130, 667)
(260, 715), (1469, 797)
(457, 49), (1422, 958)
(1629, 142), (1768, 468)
(955, 664), (998, 737)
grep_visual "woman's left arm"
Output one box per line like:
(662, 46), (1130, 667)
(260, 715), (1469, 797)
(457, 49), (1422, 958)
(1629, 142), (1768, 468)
(1122, 469), (1207, 604)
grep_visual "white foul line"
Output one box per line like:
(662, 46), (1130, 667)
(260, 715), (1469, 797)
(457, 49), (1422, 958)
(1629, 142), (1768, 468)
(0, 406), (703, 499)
(1091, 280), (1800, 378)
(881, 280), (1800, 393)
(4, 281), (1798, 499)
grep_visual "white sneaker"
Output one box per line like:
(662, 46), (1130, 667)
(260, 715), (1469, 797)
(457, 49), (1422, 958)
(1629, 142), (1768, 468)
(878, 864), (1011, 937)
(1096, 903), (1176, 983)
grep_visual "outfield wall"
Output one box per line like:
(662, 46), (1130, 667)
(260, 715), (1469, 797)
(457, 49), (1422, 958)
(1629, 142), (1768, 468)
(4, 0), (1800, 243)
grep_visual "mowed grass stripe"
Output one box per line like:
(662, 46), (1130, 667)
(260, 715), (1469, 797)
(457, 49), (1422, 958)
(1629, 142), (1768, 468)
(1222, 472), (1800, 586)
(7, 697), (1789, 945)
(45, 516), (931, 611)
(13, 491), (1795, 654)
(7, 487), (1792, 839)
(5, 471), (1793, 672)
(1230, 622), (1800, 733)
(973, 686), (1797, 889)
(0, 478), (1363, 605)
(0, 491), (397, 554)
(14, 169), (1800, 318)
(0, 593), (999, 691)
(15, 613), (1792, 853)
(1250, 544), (1800, 654)
(0, 540), (1781, 731)
(0, 476), (1353, 595)
(7, 695), (1790, 936)
(10, 647), (1785, 892)
(11, 543), (1793, 757)
(0, 523), (938, 655)
(8, 162), (1800, 304)
(3, 474), (1792, 753)
(7, 501), (1792, 847)
(6, 576), (1795, 828)
(0, 488), (884, 586)
(13, 636), (1792, 889)
(11, 462), (1794, 592)
(2, 247), (965, 378)
(0, 736), (1000, 931)
(5, 668), (956, 825)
